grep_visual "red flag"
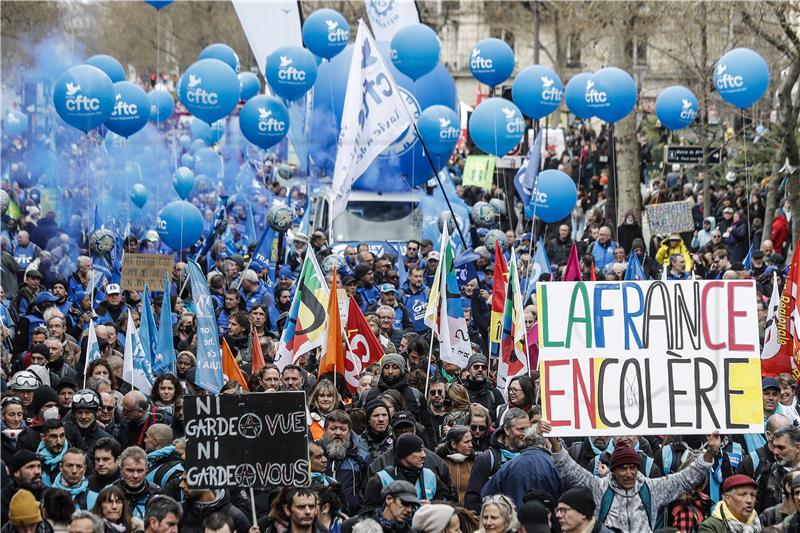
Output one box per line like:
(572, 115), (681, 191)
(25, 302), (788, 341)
(251, 323), (266, 375)
(563, 243), (583, 281)
(762, 242), (800, 377)
(343, 296), (384, 392)
(590, 258), (597, 281)
(221, 338), (250, 391)
(490, 240), (509, 356)
(319, 268), (345, 379)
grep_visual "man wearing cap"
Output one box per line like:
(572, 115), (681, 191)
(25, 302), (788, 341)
(698, 475), (760, 532)
(0, 451), (43, 524)
(542, 419), (721, 532)
(367, 285), (414, 334)
(554, 487), (613, 533)
(361, 433), (450, 513)
(94, 284), (129, 330)
(738, 378), (783, 455)
(12, 287), (54, 354)
(463, 354), (504, 416)
(423, 251), (439, 289)
(362, 480), (418, 533)
(656, 233), (693, 272)
(3, 489), (49, 533)
(364, 355), (432, 439)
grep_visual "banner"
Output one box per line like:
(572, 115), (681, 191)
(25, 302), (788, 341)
(538, 280), (763, 436)
(365, 0), (420, 42)
(184, 392), (309, 489)
(462, 155), (495, 190)
(121, 253), (174, 292)
(187, 261), (224, 394)
(761, 247), (800, 377)
(644, 201), (695, 236)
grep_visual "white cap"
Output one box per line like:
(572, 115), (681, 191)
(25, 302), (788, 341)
(105, 283), (121, 295)
(146, 230), (159, 242)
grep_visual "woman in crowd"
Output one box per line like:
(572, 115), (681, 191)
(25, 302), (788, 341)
(443, 384), (471, 430)
(436, 425), (475, 505)
(476, 495), (518, 533)
(91, 485), (134, 533)
(495, 376), (537, 427)
(150, 373), (182, 417)
(1, 396), (25, 462)
(309, 380), (342, 441)
(467, 404), (492, 453)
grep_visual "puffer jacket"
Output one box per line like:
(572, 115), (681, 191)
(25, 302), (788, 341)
(553, 447), (711, 533)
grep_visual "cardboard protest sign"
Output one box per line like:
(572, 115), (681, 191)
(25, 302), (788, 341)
(645, 201), (695, 236)
(462, 155), (495, 190)
(184, 392), (309, 488)
(537, 280), (763, 436)
(120, 253), (174, 292)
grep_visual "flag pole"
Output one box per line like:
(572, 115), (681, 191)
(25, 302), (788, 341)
(424, 329), (436, 395)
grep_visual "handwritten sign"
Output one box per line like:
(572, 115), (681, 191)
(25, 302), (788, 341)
(120, 253), (174, 292)
(462, 155), (496, 190)
(645, 201), (695, 236)
(537, 280), (763, 436)
(184, 392), (309, 489)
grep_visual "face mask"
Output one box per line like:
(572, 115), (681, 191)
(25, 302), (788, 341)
(42, 406), (59, 420)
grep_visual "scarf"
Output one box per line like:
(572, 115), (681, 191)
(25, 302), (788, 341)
(147, 445), (176, 467)
(311, 472), (336, 486)
(104, 521), (126, 533)
(373, 506), (412, 531)
(52, 473), (89, 498)
(589, 439), (613, 456)
(447, 453), (471, 464)
(500, 448), (520, 462)
(712, 501), (761, 533)
(37, 439), (69, 485)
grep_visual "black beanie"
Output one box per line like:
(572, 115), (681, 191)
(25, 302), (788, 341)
(366, 399), (389, 418)
(9, 449), (41, 473)
(558, 487), (595, 518)
(394, 433), (424, 460)
(31, 386), (58, 416)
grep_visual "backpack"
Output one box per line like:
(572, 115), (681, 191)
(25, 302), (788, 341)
(598, 482), (653, 529)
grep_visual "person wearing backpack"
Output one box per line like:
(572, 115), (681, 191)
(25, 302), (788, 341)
(541, 419), (720, 533)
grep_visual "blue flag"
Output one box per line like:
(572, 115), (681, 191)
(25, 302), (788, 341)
(187, 260), (224, 393)
(194, 201), (227, 261)
(624, 252), (648, 280)
(524, 238), (552, 304)
(513, 129), (542, 205)
(743, 244), (754, 270)
(93, 205), (103, 232)
(138, 285), (159, 367)
(154, 273), (177, 376)
(245, 201), (258, 246)
(389, 243), (408, 289)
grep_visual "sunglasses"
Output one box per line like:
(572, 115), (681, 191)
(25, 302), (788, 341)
(470, 424), (487, 432)
(100, 405), (116, 412)
(429, 389), (445, 396)
(471, 364), (487, 370)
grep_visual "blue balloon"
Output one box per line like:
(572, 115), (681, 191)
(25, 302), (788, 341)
(180, 153), (194, 168)
(53, 65), (114, 133)
(468, 97), (525, 156)
(265, 46), (318, 101)
(156, 200), (204, 251)
(655, 86), (698, 130)
(86, 54), (125, 83)
(198, 43), (240, 73)
(173, 167), (195, 199)
(148, 90), (174, 122)
(190, 139), (207, 154)
(512, 65), (563, 119)
(714, 48), (770, 109)
(391, 24), (440, 81)
(468, 38), (514, 87)
(564, 72), (593, 119)
(179, 135), (191, 149)
(130, 183), (148, 208)
(193, 148), (221, 178)
(105, 81), (149, 138)
(238, 72), (260, 101)
(3, 110), (28, 137)
(308, 42), (457, 189)
(239, 95), (289, 150)
(417, 105), (460, 156)
(191, 117), (225, 145)
(529, 169), (577, 223)
(586, 67), (637, 124)
(303, 8), (349, 59)
(144, 0), (173, 9)
(178, 59), (240, 124)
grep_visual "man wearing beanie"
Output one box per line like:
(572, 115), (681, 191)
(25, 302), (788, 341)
(361, 433), (450, 513)
(412, 503), (455, 533)
(361, 400), (394, 462)
(5, 489), (47, 533)
(556, 487), (613, 533)
(462, 353), (504, 415)
(0, 450), (43, 524)
(542, 419), (721, 533)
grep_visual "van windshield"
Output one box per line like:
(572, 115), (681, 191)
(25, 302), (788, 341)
(332, 200), (422, 242)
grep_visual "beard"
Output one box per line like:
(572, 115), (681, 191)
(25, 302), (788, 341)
(383, 374), (402, 386)
(323, 436), (350, 461)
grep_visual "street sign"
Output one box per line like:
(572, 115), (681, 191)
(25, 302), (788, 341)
(664, 146), (722, 165)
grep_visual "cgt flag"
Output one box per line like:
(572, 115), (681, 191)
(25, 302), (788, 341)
(330, 20), (411, 219)
(762, 243), (800, 377)
(344, 295), (385, 392)
(498, 250), (529, 392)
(275, 251), (329, 370)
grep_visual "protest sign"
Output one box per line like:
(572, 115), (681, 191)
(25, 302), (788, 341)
(121, 253), (174, 292)
(537, 280), (763, 436)
(645, 201), (695, 236)
(462, 155), (495, 190)
(184, 392), (309, 489)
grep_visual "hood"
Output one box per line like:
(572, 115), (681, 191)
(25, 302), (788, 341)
(703, 216), (716, 230)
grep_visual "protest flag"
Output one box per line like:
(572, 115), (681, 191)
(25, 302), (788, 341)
(187, 260), (224, 394)
(743, 244), (754, 271)
(330, 20), (411, 219)
(154, 273), (177, 376)
(221, 337), (250, 392)
(563, 243), (582, 282)
(83, 320), (101, 387)
(513, 129), (542, 205)
(343, 296), (385, 393)
(625, 252), (647, 281)
(489, 240), (509, 358)
(245, 201), (258, 246)
(138, 285), (158, 368)
(762, 243), (800, 376)
(498, 251), (530, 392)
(523, 239), (551, 304)
(761, 272), (782, 373)
(423, 224), (471, 368)
(275, 251), (329, 371)
(251, 323), (266, 375)
(319, 268), (345, 380)
(122, 311), (154, 394)
(393, 244), (408, 289)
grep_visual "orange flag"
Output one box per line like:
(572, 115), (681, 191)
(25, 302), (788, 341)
(221, 338), (250, 391)
(319, 268), (344, 378)
(251, 323), (266, 375)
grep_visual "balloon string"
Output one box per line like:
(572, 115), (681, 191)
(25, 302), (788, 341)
(742, 107), (751, 252)
(155, 9), (161, 223)
(327, 58), (336, 177)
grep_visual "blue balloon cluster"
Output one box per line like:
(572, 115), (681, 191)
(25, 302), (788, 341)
(238, 72), (260, 101)
(266, 46), (318, 101)
(148, 90), (174, 123)
(156, 200), (204, 251)
(303, 9), (349, 60)
(417, 105), (460, 156)
(512, 65), (563, 119)
(564, 72), (593, 119)
(468, 97), (525, 156)
(468, 38), (514, 87)
(190, 117), (225, 145)
(53, 65), (115, 132)
(714, 48), (769, 109)
(391, 24), (440, 81)
(178, 59), (240, 125)
(199, 43), (240, 73)
(239, 95), (290, 150)
(86, 54), (125, 83)
(105, 81), (149, 138)
(655, 86), (698, 130)
(586, 67), (637, 124)
(529, 169), (577, 223)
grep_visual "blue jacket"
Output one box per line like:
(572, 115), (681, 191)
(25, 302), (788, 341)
(481, 445), (564, 510)
(590, 240), (619, 271)
(325, 434), (371, 517)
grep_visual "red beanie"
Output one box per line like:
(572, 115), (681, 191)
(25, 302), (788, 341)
(610, 444), (641, 470)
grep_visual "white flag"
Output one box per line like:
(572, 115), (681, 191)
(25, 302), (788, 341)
(331, 20), (411, 219)
(232, 1), (302, 77)
(364, 0), (420, 42)
(83, 320), (101, 387)
(122, 313), (154, 395)
(762, 272), (782, 361)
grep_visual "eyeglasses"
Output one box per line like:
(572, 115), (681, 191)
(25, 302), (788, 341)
(100, 405), (116, 412)
(470, 424), (487, 432)
(555, 506), (573, 516)
(471, 364), (487, 370)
